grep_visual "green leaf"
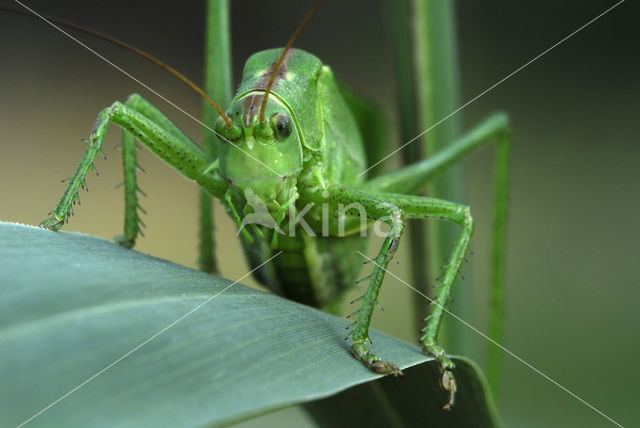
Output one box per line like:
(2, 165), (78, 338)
(0, 222), (499, 427)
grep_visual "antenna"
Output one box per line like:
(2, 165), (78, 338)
(258, 0), (324, 124)
(0, 6), (234, 128)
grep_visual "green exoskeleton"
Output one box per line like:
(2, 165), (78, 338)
(28, 2), (509, 410)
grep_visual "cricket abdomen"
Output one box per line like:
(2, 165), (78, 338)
(241, 230), (368, 312)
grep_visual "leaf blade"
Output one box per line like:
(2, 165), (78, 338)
(0, 222), (498, 427)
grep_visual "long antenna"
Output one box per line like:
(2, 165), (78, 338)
(258, 0), (324, 124)
(0, 6), (234, 128)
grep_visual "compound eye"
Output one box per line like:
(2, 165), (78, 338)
(270, 112), (292, 141)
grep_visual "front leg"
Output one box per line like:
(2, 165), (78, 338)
(41, 96), (228, 232)
(305, 185), (473, 410)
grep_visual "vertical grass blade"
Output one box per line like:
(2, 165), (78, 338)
(388, 0), (434, 330)
(411, 0), (471, 356)
(199, 0), (232, 273)
(487, 131), (510, 395)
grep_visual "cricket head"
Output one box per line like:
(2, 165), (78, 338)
(215, 93), (303, 227)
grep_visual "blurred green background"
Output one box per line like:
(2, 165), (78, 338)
(1, 1), (638, 426)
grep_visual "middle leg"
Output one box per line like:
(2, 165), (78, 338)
(304, 184), (474, 409)
(114, 93), (202, 249)
(365, 112), (511, 394)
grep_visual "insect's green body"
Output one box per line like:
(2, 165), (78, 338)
(221, 48), (367, 310)
(40, 38), (510, 410)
